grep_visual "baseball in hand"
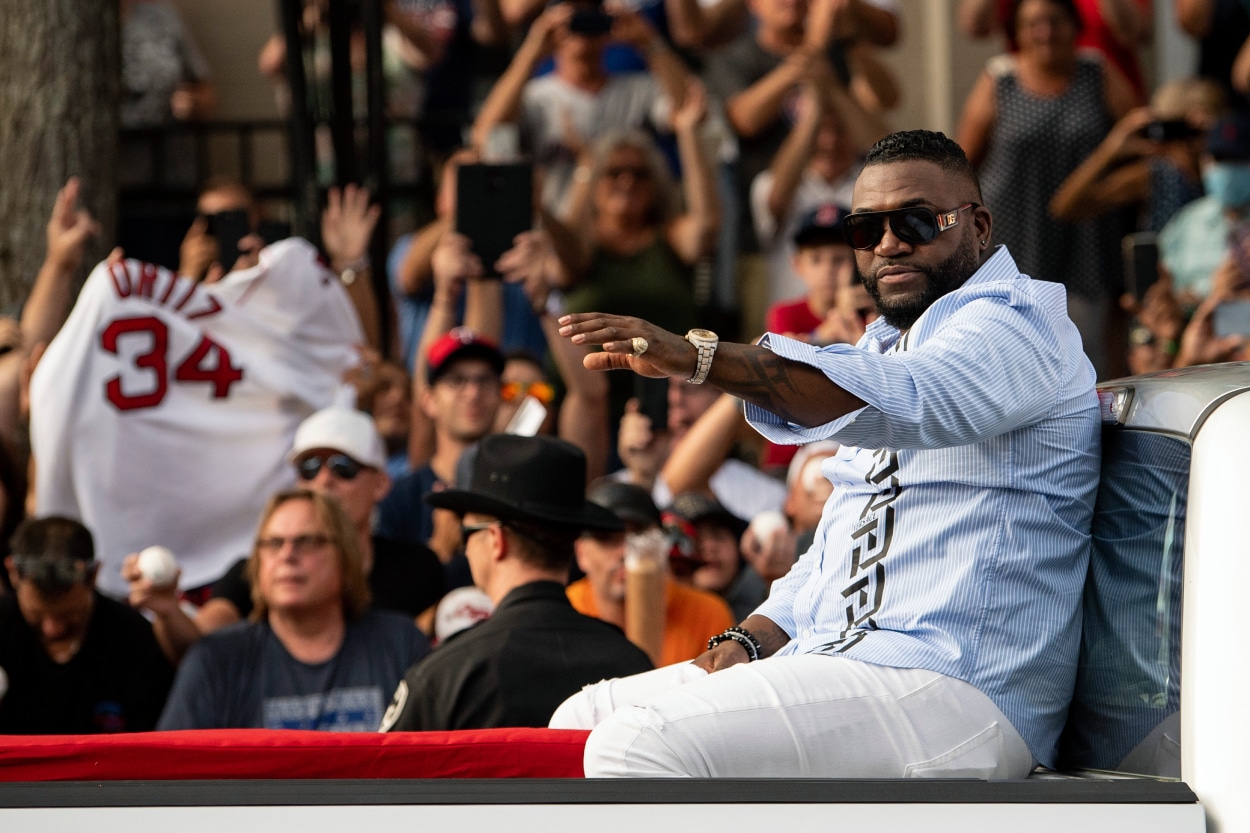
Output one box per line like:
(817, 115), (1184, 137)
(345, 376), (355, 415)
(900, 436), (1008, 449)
(748, 510), (789, 542)
(137, 546), (179, 587)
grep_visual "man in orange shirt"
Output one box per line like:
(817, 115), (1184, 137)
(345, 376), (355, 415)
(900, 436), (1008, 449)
(569, 482), (734, 666)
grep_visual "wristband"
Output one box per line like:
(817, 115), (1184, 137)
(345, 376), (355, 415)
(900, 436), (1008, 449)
(707, 626), (762, 661)
(339, 255), (372, 286)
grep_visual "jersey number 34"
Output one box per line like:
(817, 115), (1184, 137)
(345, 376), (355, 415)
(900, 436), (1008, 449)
(100, 315), (245, 411)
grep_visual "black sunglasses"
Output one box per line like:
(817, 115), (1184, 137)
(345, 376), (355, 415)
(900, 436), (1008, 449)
(843, 203), (977, 250)
(296, 453), (363, 482)
(460, 521), (502, 541)
(11, 555), (96, 586)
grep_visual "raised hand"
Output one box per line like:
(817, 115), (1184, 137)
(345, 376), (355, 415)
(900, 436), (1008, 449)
(46, 177), (100, 274)
(322, 184), (382, 268)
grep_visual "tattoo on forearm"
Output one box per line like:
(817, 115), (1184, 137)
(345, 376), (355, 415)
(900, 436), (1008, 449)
(732, 351), (806, 424)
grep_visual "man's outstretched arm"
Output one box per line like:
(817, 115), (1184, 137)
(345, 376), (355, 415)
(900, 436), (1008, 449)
(558, 313), (866, 428)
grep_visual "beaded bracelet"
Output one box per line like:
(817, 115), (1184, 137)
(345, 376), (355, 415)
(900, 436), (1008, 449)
(707, 626), (762, 662)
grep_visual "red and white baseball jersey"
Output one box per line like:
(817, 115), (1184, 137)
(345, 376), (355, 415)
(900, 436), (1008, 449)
(31, 239), (364, 597)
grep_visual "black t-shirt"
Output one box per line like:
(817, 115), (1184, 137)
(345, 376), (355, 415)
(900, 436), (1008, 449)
(0, 592), (174, 734)
(211, 536), (446, 619)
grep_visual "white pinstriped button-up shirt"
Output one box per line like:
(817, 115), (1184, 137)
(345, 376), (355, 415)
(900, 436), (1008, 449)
(746, 246), (1100, 767)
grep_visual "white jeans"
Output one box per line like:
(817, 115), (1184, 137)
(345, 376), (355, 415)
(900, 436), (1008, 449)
(550, 656), (1034, 779)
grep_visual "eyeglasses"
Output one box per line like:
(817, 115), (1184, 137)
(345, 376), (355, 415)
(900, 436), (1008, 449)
(11, 555), (95, 586)
(256, 534), (332, 556)
(500, 380), (555, 405)
(437, 373), (500, 392)
(296, 453), (363, 482)
(604, 165), (651, 181)
(460, 522), (502, 541)
(842, 203), (977, 250)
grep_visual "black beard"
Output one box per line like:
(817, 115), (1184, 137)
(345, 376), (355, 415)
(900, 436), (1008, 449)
(857, 240), (981, 331)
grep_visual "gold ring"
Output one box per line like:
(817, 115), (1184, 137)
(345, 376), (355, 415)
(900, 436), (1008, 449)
(631, 336), (649, 357)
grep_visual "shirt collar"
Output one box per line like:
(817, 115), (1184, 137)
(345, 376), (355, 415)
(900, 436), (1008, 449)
(862, 244), (1018, 346)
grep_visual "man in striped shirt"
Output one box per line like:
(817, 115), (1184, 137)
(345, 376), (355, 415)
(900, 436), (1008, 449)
(552, 129), (1100, 779)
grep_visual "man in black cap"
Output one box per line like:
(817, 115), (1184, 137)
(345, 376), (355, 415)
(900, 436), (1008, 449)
(379, 435), (653, 732)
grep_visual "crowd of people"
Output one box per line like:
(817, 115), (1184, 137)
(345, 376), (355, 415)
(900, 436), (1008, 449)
(0, 0), (1247, 782)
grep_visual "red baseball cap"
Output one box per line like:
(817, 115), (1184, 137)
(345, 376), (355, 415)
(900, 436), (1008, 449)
(426, 327), (505, 386)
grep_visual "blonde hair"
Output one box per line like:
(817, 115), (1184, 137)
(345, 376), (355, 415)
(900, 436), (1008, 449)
(246, 489), (371, 622)
(1151, 78), (1226, 122)
(588, 129), (682, 226)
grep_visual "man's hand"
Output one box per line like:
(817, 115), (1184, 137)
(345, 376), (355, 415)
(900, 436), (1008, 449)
(1175, 293), (1248, 368)
(693, 615), (791, 673)
(498, 230), (557, 312)
(617, 398), (670, 486)
(691, 639), (752, 674)
(558, 312), (698, 380)
(179, 216), (219, 282)
(610, 8), (659, 51)
(121, 553), (183, 618)
(431, 231), (483, 300)
(741, 521), (798, 583)
(671, 79), (708, 134)
(522, 3), (573, 58)
(323, 184), (382, 269)
(45, 177), (100, 274)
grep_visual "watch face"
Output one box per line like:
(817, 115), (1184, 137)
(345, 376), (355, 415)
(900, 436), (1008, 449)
(689, 329), (717, 341)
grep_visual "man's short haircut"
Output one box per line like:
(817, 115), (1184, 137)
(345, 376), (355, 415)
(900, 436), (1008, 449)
(863, 130), (984, 203)
(8, 517), (96, 596)
(504, 519), (580, 573)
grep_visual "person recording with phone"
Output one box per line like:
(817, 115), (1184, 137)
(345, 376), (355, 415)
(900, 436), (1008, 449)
(176, 179), (385, 350)
(469, 0), (696, 215)
(1049, 77), (1226, 233)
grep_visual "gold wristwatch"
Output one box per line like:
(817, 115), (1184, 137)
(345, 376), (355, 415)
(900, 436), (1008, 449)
(684, 328), (718, 384)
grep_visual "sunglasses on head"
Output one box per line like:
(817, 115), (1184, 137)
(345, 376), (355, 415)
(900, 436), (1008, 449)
(842, 203), (977, 250)
(11, 555), (95, 586)
(501, 380), (555, 405)
(296, 453), (363, 482)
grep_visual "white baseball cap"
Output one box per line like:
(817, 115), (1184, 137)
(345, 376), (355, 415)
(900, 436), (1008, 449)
(289, 407), (387, 470)
(434, 586), (494, 644)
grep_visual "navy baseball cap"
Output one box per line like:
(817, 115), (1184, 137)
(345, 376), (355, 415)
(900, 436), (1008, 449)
(1206, 112), (1250, 161)
(792, 203), (851, 248)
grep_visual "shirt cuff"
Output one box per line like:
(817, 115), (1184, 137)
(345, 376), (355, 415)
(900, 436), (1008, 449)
(743, 333), (868, 445)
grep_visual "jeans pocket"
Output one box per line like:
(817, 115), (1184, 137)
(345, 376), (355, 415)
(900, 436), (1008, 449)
(904, 722), (1006, 779)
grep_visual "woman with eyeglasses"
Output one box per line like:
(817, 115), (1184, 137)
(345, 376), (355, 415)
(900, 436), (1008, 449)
(958, 0), (1137, 378)
(156, 490), (430, 731)
(555, 83), (719, 340)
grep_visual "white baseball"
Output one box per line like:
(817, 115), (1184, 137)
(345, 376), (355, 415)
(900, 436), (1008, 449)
(748, 510), (789, 542)
(137, 546), (179, 587)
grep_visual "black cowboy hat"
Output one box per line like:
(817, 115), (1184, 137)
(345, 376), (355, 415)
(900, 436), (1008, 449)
(426, 435), (622, 532)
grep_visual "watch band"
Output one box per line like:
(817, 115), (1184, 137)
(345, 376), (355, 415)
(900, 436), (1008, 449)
(685, 330), (717, 384)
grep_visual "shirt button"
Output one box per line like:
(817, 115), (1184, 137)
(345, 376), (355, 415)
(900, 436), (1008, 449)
(802, 629), (812, 638)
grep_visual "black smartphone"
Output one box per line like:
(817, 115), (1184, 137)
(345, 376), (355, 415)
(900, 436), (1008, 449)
(455, 163), (533, 278)
(1213, 298), (1250, 338)
(1142, 119), (1203, 143)
(568, 6), (613, 34)
(204, 209), (252, 273)
(634, 375), (669, 433)
(1122, 232), (1159, 301)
